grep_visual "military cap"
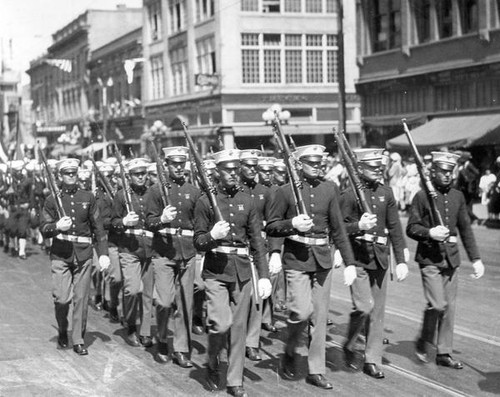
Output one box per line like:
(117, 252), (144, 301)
(293, 145), (326, 162)
(203, 159), (216, 170)
(126, 158), (150, 173)
(147, 163), (157, 174)
(431, 151), (460, 171)
(239, 149), (262, 165)
(0, 163), (7, 173)
(57, 158), (80, 172)
(78, 168), (92, 180)
(98, 162), (115, 174)
(10, 160), (25, 172)
(274, 159), (287, 172)
(353, 148), (384, 167)
(162, 146), (189, 161)
(213, 149), (241, 166)
(258, 156), (276, 170)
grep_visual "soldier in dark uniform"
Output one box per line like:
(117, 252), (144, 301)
(407, 151), (485, 369)
(340, 148), (409, 379)
(40, 158), (110, 355)
(238, 149), (279, 363)
(111, 158), (155, 348)
(146, 146), (201, 368)
(194, 149), (271, 397)
(266, 144), (357, 390)
(95, 162), (122, 323)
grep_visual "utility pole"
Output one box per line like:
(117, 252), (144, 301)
(337, 0), (347, 141)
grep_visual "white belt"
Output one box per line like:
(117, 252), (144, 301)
(287, 235), (329, 246)
(261, 231), (267, 239)
(447, 236), (458, 243)
(125, 229), (154, 238)
(158, 227), (194, 237)
(356, 234), (388, 245)
(55, 234), (92, 244)
(211, 246), (249, 255)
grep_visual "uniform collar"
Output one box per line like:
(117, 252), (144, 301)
(218, 184), (239, 197)
(131, 184), (148, 195)
(61, 183), (78, 194)
(303, 176), (320, 187)
(170, 176), (185, 186)
(241, 178), (257, 189)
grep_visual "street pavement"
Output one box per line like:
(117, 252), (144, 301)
(0, 214), (499, 396)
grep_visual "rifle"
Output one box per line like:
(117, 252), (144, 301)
(402, 119), (444, 226)
(88, 147), (114, 199)
(182, 122), (223, 222)
(271, 112), (307, 215)
(113, 142), (133, 213)
(148, 139), (171, 207)
(37, 145), (66, 218)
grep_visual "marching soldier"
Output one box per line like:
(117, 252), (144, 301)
(194, 149), (271, 397)
(146, 146), (201, 368)
(7, 160), (30, 259)
(40, 158), (110, 355)
(111, 158), (155, 348)
(266, 145), (357, 390)
(340, 148), (408, 379)
(407, 151), (485, 369)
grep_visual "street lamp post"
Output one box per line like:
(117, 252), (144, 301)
(262, 104), (291, 155)
(97, 77), (114, 158)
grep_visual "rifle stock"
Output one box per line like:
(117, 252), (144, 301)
(401, 119), (443, 226)
(148, 140), (171, 207)
(271, 114), (307, 215)
(113, 142), (133, 213)
(37, 145), (65, 218)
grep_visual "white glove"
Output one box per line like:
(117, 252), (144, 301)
(403, 247), (410, 263)
(471, 260), (485, 279)
(429, 225), (450, 242)
(210, 220), (230, 240)
(258, 278), (272, 299)
(98, 255), (110, 272)
(333, 249), (344, 268)
(268, 252), (282, 275)
(395, 263), (409, 281)
(123, 211), (139, 227)
(160, 205), (177, 223)
(358, 213), (377, 230)
(56, 216), (73, 232)
(292, 214), (313, 232)
(344, 265), (357, 286)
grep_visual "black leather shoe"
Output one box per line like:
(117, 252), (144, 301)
(245, 346), (262, 361)
(343, 345), (359, 370)
(261, 323), (277, 333)
(126, 332), (141, 347)
(192, 325), (204, 335)
(140, 335), (153, 348)
(436, 354), (463, 369)
(173, 352), (193, 368)
(73, 344), (88, 356)
(415, 339), (429, 363)
(57, 332), (68, 348)
(227, 386), (248, 397)
(19, 254), (27, 260)
(363, 363), (385, 379)
(282, 352), (296, 380)
(109, 308), (120, 323)
(306, 374), (333, 389)
(206, 366), (220, 391)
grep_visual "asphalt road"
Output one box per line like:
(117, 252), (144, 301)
(0, 215), (499, 396)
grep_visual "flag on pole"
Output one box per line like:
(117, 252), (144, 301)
(124, 58), (145, 84)
(45, 59), (72, 73)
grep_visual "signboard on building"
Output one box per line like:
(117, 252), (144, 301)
(195, 74), (219, 87)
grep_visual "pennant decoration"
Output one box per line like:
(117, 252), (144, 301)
(45, 59), (72, 73)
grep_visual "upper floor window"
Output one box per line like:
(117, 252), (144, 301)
(150, 55), (165, 100)
(168, 0), (187, 35)
(241, 33), (338, 85)
(413, 0), (431, 43)
(170, 47), (188, 96)
(371, 0), (401, 52)
(242, 0), (337, 14)
(458, 0), (478, 34)
(436, 0), (453, 38)
(148, 1), (162, 41)
(195, 0), (215, 22)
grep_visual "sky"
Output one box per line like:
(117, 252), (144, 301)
(0, 0), (143, 84)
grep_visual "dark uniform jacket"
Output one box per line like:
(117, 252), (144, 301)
(146, 179), (201, 260)
(194, 185), (269, 283)
(341, 183), (406, 270)
(40, 184), (108, 262)
(111, 184), (154, 259)
(407, 186), (480, 268)
(95, 187), (120, 247)
(265, 176), (356, 272)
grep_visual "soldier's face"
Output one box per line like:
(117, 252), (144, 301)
(60, 169), (78, 185)
(258, 167), (273, 184)
(432, 165), (454, 187)
(129, 169), (148, 187)
(240, 162), (257, 180)
(167, 160), (186, 179)
(218, 165), (239, 188)
(359, 163), (382, 182)
(301, 159), (322, 179)
(273, 169), (287, 185)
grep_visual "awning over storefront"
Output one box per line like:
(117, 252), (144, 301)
(387, 114), (500, 150)
(75, 141), (111, 156)
(232, 123), (360, 137)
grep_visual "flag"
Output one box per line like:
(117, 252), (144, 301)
(124, 58), (145, 84)
(45, 59), (72, 73)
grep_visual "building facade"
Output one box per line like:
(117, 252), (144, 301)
(356, 0), (500, 165)
(26, 7), (142, 151)
(142, 0), (361, 155)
